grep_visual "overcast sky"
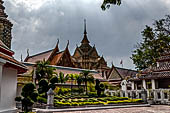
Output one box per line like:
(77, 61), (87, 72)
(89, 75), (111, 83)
(3, 0), (170, 69)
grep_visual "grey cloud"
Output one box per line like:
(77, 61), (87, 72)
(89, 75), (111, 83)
(3, 0), (170, 69)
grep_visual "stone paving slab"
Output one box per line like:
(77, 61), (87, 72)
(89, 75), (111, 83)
(54, 105), (170, 113)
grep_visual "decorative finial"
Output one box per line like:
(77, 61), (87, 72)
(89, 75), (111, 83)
(66, 40), (69, 48)
(111, 61), (114, 66)
(27, 49), (29, 57)
(21, 54), (23, 62)
(84, 19), (87, 34)
(57, 38), (59, 45)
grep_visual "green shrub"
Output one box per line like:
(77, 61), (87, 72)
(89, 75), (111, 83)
(37, 96), (47, 104)
(88, 98), (98, 102)
(15, 96), (22, 102)
(72, 87), (84, 94)
(88, 92), (97, 97)
(50, 76), (58, 84)
(57, 88), (71, 95)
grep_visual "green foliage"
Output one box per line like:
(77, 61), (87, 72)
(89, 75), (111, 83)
(37, 96), (47, 104)
(95, 79), (106, 97)
(35, 59), (55, 81)
(15, 96), (22, 102)
(72, 88), (84, 94)
(38, 79), (49, 94)
(131, 15), (170, 70)
(80, 70), (94, 94)
(58, 72), (69, 83)
(54, 97), (142, 107)
(56, 88), (71, 95)
(50, 76), (58, 84)
(101, 0), (121, 10)
(88, 92), (98, 97)
(18, 83), (38, 112)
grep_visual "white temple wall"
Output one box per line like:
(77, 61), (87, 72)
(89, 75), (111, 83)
(0, 67), (17, 113)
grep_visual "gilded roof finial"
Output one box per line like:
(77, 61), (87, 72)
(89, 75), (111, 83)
(84, 19), (87, 34)
(21, 54), (23, 62)
(66, 40), (69, 48)
(27, 49), (29, 57)
(81, 19), (90, 44)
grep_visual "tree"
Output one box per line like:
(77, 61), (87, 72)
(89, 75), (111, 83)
(38, 79), (49, 94)
(58, 72), (69, 84)
(101, 0), (121, 10)
(80, 70), (94, 95)
(35, 59), (55, 81)
(16, 83), (38, 112)
(95, 79), (105, 97)
(131, 15), (170, 70)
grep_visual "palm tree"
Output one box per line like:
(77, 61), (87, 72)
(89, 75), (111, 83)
(80, 70), (94, 95)
(76, 74), (83, 94)
(35, 59), (55, 82)
(58, 72), (69, 84)
(69, 74), (75, 95)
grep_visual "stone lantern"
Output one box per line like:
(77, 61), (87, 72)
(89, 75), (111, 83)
(46, 88), (54, 109)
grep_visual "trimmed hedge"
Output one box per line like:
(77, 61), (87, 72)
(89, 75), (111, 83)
(54, 97), (143, 107)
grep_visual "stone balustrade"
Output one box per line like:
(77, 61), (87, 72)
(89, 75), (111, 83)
(108, 89), (170, 104)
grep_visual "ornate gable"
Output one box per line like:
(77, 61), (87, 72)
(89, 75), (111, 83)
(48, 39), (59, 62)
(108, 64), (123, 80)
(50, 41), (75, 67)
(89, 46), (99, 58)
(73, 47), (82, 59)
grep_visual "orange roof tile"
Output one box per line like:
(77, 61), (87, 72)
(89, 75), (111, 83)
(25, 49), (53, 63)
(50, 51), (64, 65)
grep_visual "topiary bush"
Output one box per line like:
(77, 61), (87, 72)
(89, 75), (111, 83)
(16, 83), (38, 112)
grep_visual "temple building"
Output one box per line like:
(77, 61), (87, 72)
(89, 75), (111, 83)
(0, 0), (13, 49)
(24, 40), (75, 68)
(24, 20), (109, 75)
(0, 0), (27, 112)
(131, 48), (170, 90)
(23, 20), (137, 85)
(117, 48), (170, 104)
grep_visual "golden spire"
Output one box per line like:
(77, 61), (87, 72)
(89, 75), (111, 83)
(81, 19), (90, 44)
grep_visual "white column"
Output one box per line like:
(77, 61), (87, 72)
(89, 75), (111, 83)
(151, 79), (156, 89)
(0, 58), (6, 103)
(142, 80), (146, 89)
(131, 81), (135, 90)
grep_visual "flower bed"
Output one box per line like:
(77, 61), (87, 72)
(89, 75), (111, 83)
(54, 96), (143, 107)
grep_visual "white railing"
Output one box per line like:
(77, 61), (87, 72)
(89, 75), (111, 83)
(108, 89), (170, 104)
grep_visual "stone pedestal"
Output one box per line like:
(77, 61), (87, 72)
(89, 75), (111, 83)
(46, 88), (54, 109)
(141, 88), (147, 103)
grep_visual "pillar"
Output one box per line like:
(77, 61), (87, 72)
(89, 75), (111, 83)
(0, 58), (6, 102)
(131, 81), (135, 90)
(142, 80), (146, 89)
(151, 79), (155, 89)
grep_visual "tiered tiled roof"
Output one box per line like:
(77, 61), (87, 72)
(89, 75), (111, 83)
(0, 40), (27, 74)
(132, 48), (170, 81)
(0, 0), (8, 18)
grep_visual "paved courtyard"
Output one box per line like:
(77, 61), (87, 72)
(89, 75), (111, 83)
(54, 105), (170, 113)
